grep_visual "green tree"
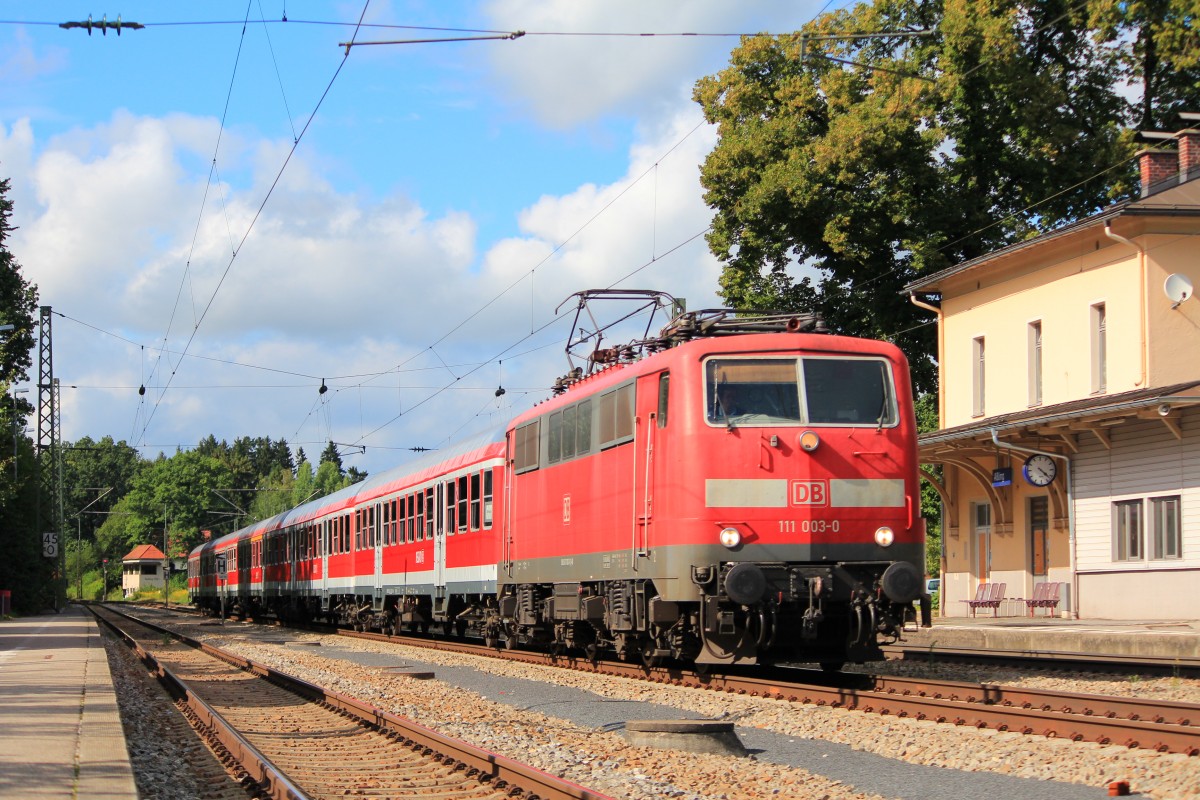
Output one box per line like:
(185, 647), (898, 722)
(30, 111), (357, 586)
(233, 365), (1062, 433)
(693, 0), (1197, 394)
(97, 450), (234, 558)
(319, 440), (344, 476)
(0, 177), (44, 613)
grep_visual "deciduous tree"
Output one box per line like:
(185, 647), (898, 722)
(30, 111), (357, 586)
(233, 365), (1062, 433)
(694, 0), (1197, 393)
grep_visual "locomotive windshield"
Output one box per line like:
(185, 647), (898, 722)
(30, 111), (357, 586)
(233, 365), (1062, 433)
(706, 356), (897, 427)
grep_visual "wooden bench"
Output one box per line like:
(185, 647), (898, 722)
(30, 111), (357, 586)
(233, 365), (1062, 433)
(965, 582), (1006, 617)
(1025, 582), (1061, 617)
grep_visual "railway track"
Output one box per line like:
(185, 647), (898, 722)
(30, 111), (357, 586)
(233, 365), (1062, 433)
(131, 604), (1200, 756)
(332, 626), (1200, 756)
(91, 604), (610, 800)
(881, 642), (1200, 678)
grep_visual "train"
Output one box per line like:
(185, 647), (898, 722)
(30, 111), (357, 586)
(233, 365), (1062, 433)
(190, 291), (929, 669)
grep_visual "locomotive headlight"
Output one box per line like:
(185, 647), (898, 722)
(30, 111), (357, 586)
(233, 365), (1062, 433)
(798, 430), (820, 452)
(874, 526), (895, 547)
(719, 527), (742, 548)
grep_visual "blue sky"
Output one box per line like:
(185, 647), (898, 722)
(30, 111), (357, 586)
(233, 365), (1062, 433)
(1, 1), (824, 476)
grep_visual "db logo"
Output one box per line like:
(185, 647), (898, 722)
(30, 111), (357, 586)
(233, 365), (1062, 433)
(563, 494), (571, 524)
(791, 480), (827, 506)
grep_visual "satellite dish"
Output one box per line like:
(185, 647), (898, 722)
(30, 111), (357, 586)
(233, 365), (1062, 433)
(1164, 273), (1193, 308)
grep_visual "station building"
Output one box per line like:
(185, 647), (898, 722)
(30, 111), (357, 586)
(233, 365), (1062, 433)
(905, 116), (1200, 619)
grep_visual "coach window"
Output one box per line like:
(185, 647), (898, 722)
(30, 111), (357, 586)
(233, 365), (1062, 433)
(470, 472), (482, 530)
(425, 488), (435, 540)
(405, 494), (415, 544)
(445, 480), (456, 534)
(483, 469), (494, 528)
(343, 514), (351, 553)
(457, 475), (469, 532)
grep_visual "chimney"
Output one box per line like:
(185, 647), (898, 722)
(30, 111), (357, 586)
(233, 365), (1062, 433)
(1178, 113), (1200, 183)
(1138, 147), (1177, 197)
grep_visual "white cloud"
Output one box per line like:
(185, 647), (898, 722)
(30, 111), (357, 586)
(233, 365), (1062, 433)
(481, 0), (809, 128)
(4, 0), (774, 475)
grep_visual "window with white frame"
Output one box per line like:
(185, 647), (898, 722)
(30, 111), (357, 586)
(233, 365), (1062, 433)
(1149, 495), (1182, 560)
(1091, 303), (1106, 393)
(1113, 499), (1143, 561)
(972, 336), (985, 417)
(1028, 321), (1042, 406)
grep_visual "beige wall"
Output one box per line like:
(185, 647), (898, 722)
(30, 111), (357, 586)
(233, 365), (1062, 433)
(1145, 234), (1200, 387)
(940, 237), (1145, 428)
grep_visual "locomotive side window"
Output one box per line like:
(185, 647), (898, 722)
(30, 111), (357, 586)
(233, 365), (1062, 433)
(514, 420), (540, 473)
(547, 412), (562, 464)
(599, 382), (635, 449)
(576, 399), (592, 454)
(561, 405), (577, 460)
(546, 399), (595, 465)
(657, 373), (669, 428)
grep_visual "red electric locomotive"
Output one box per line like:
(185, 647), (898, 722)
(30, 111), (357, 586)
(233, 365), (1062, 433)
(190, 291), (928, 669)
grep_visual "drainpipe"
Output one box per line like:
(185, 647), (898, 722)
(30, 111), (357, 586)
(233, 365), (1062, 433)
(909, 293), (945, 614)
(908, 294), (944, 429)
(1103, 222), (1148, 387)
(990, 430), (1078, 619)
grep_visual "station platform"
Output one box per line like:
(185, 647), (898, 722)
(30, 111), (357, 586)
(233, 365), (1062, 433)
(902, 613), (1200, 661)
(0, 605), (137, 799)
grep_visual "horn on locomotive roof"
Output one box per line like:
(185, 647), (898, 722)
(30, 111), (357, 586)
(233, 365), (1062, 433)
(553, 289), (828, 389)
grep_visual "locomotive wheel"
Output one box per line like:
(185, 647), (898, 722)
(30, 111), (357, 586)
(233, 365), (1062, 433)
(640, 643), (661, 669)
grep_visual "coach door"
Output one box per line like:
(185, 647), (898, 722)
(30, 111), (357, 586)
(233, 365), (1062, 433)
(373, 503), (384, 603)
(320, 519), (329, 610)
(433, 483), (447, 594)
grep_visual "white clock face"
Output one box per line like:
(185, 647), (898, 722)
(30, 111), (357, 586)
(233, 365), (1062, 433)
(1023, 454), (1057, 486)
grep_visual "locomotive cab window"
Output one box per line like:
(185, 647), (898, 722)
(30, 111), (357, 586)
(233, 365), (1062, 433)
(705, 356), (896, 427)
(803, 357), (896, 426)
